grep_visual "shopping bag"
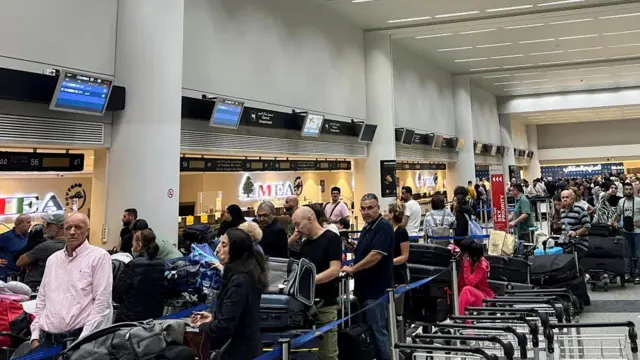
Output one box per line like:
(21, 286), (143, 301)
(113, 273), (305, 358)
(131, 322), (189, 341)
(488, 230), (516, 256)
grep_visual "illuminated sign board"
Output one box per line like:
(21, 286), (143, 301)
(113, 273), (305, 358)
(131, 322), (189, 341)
(238, 175), (303, 201)
(0, 193), (65, 217)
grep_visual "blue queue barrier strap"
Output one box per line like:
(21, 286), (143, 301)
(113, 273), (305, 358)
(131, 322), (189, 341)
(13, 345), (63, 360)
(429, 234), (489, 241)
(254, 268), (449, 360)
(160, 303), (211, 320)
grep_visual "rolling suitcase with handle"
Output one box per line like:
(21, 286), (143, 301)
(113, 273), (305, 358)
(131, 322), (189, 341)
(530, 254), (578, 286)
(485, 255), (531, 284)
(337, 274), (377, 360)
(408, 243), (452, 268)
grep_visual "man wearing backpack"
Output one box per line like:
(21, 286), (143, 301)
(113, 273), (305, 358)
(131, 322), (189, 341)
(508, 183), (535, 246)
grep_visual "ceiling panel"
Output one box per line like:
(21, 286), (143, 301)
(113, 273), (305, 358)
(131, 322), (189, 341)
(512, 105), (640, 124)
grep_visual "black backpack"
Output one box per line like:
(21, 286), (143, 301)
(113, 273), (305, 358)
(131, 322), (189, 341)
(112, 259), (126, 281)
(182, 224), (214, 244)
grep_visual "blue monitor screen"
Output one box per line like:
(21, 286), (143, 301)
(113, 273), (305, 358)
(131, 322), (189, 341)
(210, 98), (244, 129)
(301, 113), (324, 137)
(50, 71), (113, 115)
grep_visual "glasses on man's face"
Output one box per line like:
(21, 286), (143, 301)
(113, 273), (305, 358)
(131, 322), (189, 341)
(256, 213), (271, 218)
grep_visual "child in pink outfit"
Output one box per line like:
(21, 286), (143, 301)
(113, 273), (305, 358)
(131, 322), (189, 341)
(457, 239), (495, 316)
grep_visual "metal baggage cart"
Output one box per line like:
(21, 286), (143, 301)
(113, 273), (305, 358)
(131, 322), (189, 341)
(544, 321), (638, 360)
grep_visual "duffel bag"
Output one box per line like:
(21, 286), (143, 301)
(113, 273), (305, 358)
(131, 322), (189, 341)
(486, 255), (530, 284)
(60, 321), (166, 360)
(589, 223), (618, 238)
(580, 256), (626, 275)
(530, 254), (578, 285)
(584, 236), (626, 259)
(183, 224), (214, 245)
(408, 243), (452, 267)
(267, 257), (316, 306)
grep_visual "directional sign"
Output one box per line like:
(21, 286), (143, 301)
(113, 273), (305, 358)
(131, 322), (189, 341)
(490, 166), (507, 232)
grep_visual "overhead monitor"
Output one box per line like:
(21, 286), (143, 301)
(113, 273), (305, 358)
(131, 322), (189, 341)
(490, 145), (498, 156)
(401, 129), (415, 146)
(210, 98), (245, 129)
(475, 142), (483, 154)
(456, 138), (465, 152)
(527, 150), (534, 158)
(301, 113), (325, 137)
(49, 70), (113, 116)
(432, 135), (444, 149)
(359, 123), (377, 143)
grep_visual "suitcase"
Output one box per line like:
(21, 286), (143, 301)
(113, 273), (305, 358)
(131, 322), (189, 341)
(259, 294), (310, 330)
(408, 243), (452, 268)
(338, 323), (378, 360)
(405, 293), (449, 323)
(542, 274), (590, 310)
(485, 255), (531, 284)
(530, 254), (578, 286)
(182, 224), (214, 245)
(488, 280), (535, 296)
(580, 256), (626, 275)
(584, 236), (626, 259)
(589, 224), (618, 238)
(407, 264), (452, 296)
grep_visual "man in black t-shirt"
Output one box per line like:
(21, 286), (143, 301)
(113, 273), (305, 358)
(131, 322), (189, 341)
(292, 207), (342, 360)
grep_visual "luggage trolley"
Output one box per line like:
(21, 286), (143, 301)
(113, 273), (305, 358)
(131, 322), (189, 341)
(544, 321), (638, 360)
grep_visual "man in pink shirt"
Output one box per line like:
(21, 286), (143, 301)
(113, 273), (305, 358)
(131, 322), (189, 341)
(324, 187), (351, 225)
(30, 213), (113, 350)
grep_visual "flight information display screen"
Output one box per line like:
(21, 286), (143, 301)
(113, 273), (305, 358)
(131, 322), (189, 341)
(210, 98), (245, 129)
(50, 71), (113, 115)
(301, 113), (324, 137)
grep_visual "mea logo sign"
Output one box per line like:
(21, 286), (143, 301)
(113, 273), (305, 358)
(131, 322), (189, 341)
(0, 194), (64, 216)
(238, 175), (303, 201)
(65, 183), (87, 210)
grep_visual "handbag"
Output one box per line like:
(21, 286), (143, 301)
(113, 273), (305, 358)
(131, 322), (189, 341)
(622, 198), (636, 232)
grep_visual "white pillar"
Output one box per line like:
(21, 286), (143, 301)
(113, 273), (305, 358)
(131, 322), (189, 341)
(500, 114), (516, 184)
(526, 124), (542, 180)
(449, 75), (476, 190)
(104, 0), (184, 248)
(354, 32), (397, 213)
(89, 148), (108, 246)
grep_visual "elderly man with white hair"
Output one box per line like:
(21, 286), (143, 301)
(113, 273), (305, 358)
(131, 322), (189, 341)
(559, 190), (591, 238)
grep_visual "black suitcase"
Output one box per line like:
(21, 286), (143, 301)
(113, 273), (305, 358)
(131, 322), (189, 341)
(530, 254), (578, 285)
(338, 323), (378, 360)
(182, 224), (214, 244)
(405, 293), (449, 323)
(542, 274), (590, 310)
(589, 224), (618, 238)
(580, 256), (626, 275)
(485, 255), (531, 284)
(259, 294), (310, 330)
(584, 236), (626, 259)
(408, 243), (452, 267)
(488, 280), (535, 296)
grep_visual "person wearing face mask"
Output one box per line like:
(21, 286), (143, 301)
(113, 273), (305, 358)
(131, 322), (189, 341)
(17, 213), (66, 291)
(191, 228), (268, 360)
(113, 229), (167, 323)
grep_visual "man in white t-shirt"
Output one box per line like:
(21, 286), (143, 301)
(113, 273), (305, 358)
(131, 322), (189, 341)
(324, 187), (351, 225)
(401, 186), (422, 236)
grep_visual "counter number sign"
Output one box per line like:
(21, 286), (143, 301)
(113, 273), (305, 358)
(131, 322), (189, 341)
(167, 188), (175, 199)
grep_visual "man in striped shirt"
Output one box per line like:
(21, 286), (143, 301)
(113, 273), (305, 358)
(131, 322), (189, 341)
(560, 190), (591, 237)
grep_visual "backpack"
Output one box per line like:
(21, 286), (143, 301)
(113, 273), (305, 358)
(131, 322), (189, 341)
(111, 259), (127, 282)
(0, 299), (32, 348)
(266, 257), (317, 306)
(465, 214), (484, 237)
(428, 211), (450, 238)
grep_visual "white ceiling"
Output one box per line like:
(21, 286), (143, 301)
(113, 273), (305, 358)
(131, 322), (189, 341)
(317, 0), (640, 97)
(511, 105), (640, 124)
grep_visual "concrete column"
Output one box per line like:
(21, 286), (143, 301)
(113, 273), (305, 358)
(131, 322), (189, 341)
(89, 148), (108, 246)
(353, 32), (397, 215)
(500, 114), (516, 184)
(449, 75), (476, 190)
(104, 0), (184, 248)
(526, 124), (542, 180)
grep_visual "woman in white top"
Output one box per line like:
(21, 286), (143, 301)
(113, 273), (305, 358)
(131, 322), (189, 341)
(423, 194), (456, 242)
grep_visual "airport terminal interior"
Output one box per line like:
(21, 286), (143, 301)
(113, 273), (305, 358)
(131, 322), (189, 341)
(3, 0), (640, 359)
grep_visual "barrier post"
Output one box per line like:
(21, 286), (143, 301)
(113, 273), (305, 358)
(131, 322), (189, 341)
(387, 288), (400, 360)
(450, 258), (460, 316)
(279, 338), (291, 360)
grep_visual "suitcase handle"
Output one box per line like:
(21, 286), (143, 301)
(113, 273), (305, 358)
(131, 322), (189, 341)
(413, 334), (515, 360)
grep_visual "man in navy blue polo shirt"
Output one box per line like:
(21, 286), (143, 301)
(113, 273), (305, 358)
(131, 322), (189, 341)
(342, 193), (393, 360)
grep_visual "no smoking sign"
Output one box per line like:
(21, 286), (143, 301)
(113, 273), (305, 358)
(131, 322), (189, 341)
(167, 188), (175, 198)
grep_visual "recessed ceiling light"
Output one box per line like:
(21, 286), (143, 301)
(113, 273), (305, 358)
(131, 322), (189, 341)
(459, 28), (497, 35)
(567, 47), (603, 52)
(483, 74), (512, 78)
(603, 29), (640, 36)
(609, 54), (640, 59)
(435, 10), (481, 18)
(558, 34), (599, 40)
(352, 0), (376, 2)
(549, 18), (593, 25)
(609, 43), (640, 48)
(530, 50), (564, 55)
(537, 0), (585, 6)
(490, 54), (525, 59)
(599, 13), (640, 19)
(388, 16), (432, 23)
(486, 5), (533, 12)
(513, 72), (541, 76)
(476, 42), (512, 48)
(579, 66), (608, 71)
(521, 79), (550, 83)
(470, 67), (502, 71)
(454, 57), (488, 62)
(619, 71), (640, 75)
(613, 64), (639, 68)
(415, 33), (454, 39)
(504, 23), (545, 30)
(437, 46), (473, 52)
(503, 64), (535, 68)
(538, 60), (572, 65)
(518, 38), (555, 44)
(494, 81), (520, 85)
(575, 57), (606, 62)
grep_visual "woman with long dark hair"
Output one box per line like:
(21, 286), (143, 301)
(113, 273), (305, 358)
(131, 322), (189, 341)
(191, 228), (268, 359)
(383, 201), (410, 337)
(217, 205), (246, 238)
(453, 194), (473, 245)
(113, 228), (167, 322)
(457, 238), (494, 316)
